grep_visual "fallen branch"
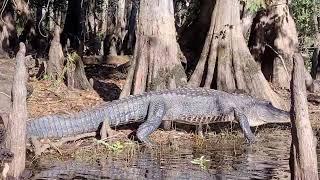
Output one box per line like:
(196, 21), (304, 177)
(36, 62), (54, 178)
(31, 132), (96, 156)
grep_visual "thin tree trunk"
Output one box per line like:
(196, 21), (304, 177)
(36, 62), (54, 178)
(100, 0), (108, 34)
(87, 0), (96, 36)
(48, 5), (54, 32)
(289, 53), (318, 180)
(188, 0), (285, 109)
(116, 0), (126, 45)
(311, 11), (320, 80)
(120, 0), (187, 97)
(122, 0), (137, 55)
(311, 47), (320, 79)
(5, 43), (27, 178)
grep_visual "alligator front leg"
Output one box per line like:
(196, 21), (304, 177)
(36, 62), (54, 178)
(136, 100), (166, 146)
(234, 109), (255, 144)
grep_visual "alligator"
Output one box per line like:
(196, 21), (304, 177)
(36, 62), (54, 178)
(27, 88), (290, 145)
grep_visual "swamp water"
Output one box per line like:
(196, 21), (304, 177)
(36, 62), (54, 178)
(30, 126), (320, 180)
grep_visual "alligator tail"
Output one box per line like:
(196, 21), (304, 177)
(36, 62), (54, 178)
(27, 107), (107, 138)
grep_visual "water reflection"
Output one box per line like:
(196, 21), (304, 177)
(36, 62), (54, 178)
(33, 129), (296, 179)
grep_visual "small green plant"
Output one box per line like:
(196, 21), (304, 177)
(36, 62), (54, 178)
(191, 155), (211, 170)
(96, 140), (125, 152)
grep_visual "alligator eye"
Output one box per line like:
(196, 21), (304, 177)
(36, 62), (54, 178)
(267, 102), (273, 107)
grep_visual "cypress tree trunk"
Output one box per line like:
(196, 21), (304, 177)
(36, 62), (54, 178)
(120, 0), (187, 97)
(188, 0), (285, 108)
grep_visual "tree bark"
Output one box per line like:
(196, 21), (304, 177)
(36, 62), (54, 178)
(120, 0), (187, 97)
(47, 25), (64, 80)
(188, 0), (285, 109)
(5, 43), (27, 178)
(289, 53), (318, 180)
(311, 12), (320, 80)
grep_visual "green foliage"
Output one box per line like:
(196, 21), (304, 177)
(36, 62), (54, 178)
(291, 0), (319, 37)
(243, 0), (266, 13)
(291, 0), (319, 67)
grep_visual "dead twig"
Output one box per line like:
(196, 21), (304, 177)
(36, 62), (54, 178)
(265, 43), (290, 78)
(0, 92), (10, 98)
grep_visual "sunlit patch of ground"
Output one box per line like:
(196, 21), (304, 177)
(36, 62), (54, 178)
(27, 79), (103, 118)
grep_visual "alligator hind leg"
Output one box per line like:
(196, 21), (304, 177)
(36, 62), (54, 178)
(100, 119), (115, 139)
(136, 100), (166, 146)
(234, 109), (255, 144)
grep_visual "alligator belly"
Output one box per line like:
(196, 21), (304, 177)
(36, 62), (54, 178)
(165, 114), (235, 125)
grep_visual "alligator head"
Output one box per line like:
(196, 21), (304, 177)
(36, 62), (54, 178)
(246, 101), (290, 126)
